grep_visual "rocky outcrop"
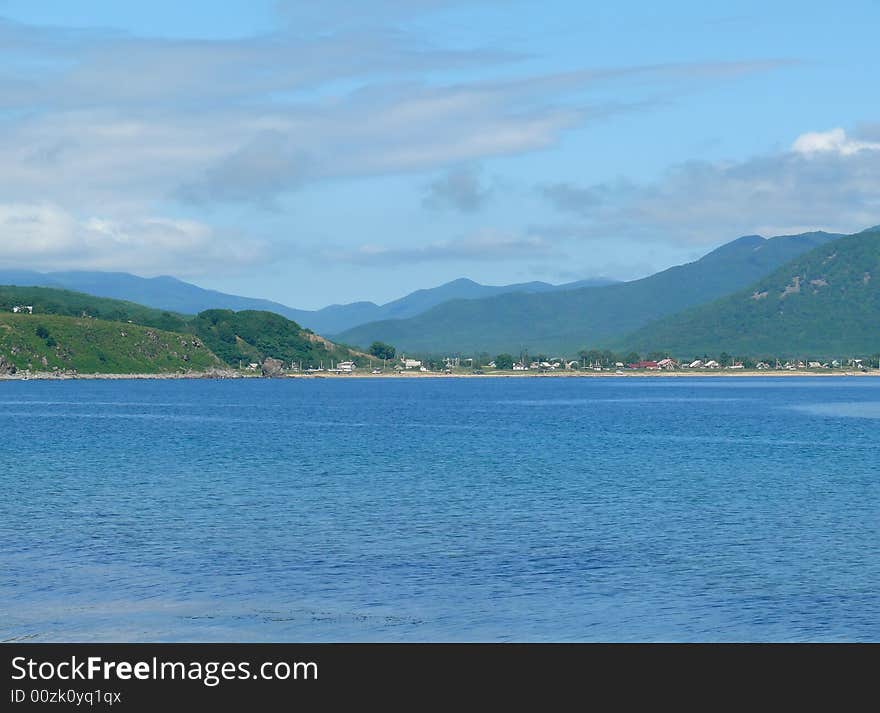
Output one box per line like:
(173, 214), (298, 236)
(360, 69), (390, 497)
(261, 357), (286, 378)
(0, 355), (17, 375)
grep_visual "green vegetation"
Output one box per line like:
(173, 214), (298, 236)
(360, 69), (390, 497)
(0, 313), (220, 374)
(0, 285), (189, 332)
(619, 229), (880, 358)
(336, 231), (838, 354)
(192, 309), (355, 367)
(494, 353), (514, 369)
(368, 341), (396, 360)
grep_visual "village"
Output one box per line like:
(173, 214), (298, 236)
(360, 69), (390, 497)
(241, 353), (880, 377)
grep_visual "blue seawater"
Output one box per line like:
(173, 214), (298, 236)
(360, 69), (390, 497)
(1, 377), (878, 641)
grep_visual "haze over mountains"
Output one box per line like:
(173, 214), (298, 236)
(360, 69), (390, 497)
(335, 230), (842, 354)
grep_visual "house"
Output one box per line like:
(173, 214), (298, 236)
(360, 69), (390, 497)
(513, 363), (528, 371)
(688, 360), (704, 369)
(403, 358), (422, 369)
(704, 360), (720, 369)
(12, 305), (33, 314)
(656, 358), (678, 370)
(627, 360), (660, 370)
(336, 361), (356, 373)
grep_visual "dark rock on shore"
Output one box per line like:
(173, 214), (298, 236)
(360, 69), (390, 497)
(0, 355), (17, 375)
(261, 357), (286, 378)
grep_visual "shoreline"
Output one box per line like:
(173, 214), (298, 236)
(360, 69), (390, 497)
(2, 369), (879, 381)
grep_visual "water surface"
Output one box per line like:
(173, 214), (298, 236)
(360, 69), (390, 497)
(1, 377), (878, 641)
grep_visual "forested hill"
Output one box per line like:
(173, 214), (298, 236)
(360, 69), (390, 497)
(192, 309), (354, 367)
(619, 228), (880, 358)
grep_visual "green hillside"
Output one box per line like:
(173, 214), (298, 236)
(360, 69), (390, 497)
(0, 313), (221, 374)
(0, 286), (362, 373)
(335, 230), (839, 355)
(0, 285), (189, 332)
(619, 228), (880, 358)
(192, 309), (355, 367)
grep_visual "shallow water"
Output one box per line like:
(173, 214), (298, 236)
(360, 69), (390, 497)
(1, 377), (878, 641)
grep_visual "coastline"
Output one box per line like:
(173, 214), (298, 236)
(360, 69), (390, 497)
(2, 369), (879, 381)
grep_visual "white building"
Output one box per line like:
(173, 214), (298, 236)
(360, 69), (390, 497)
(403, 358), (422, 369)
(12, 305), (33, 314)
(336, 361), (356, 373)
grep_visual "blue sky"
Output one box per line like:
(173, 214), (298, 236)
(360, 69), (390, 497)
(1, 0), (878, 308)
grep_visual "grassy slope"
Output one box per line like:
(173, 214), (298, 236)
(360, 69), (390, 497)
(0, 313), (221, 373)
(619, 229), (880, 358)
(335, 231), (839, 355)
(0, 286), (361, 372)
(0, 285), (189, 332)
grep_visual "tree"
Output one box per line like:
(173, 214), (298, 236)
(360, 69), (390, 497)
(494, 353), (514, 370)
(369, 341), (396, 360)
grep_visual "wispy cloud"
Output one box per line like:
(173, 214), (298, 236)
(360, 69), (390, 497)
(0, 12), (792, 207)
(314, 229), (560, 266)
(0, 4), (796, 272)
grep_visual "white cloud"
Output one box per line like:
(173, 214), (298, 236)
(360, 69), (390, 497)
(792, 127), (880, 156)
(540, 126), (880, 245)
(0, 203), (264, 275)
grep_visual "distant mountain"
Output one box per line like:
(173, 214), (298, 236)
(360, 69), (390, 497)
(334, 230), (842, 355)
(0, 270), (616, 335)
(618, 228), (880, 358)
(276, 276), (617, 333)
(0, 270), (302, 322)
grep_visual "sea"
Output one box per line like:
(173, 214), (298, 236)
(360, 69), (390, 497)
(1, 376), (878, 642)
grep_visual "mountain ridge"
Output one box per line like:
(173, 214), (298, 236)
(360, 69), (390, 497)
(0, 269), (616, 336)
(334, 230), (843, 354)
